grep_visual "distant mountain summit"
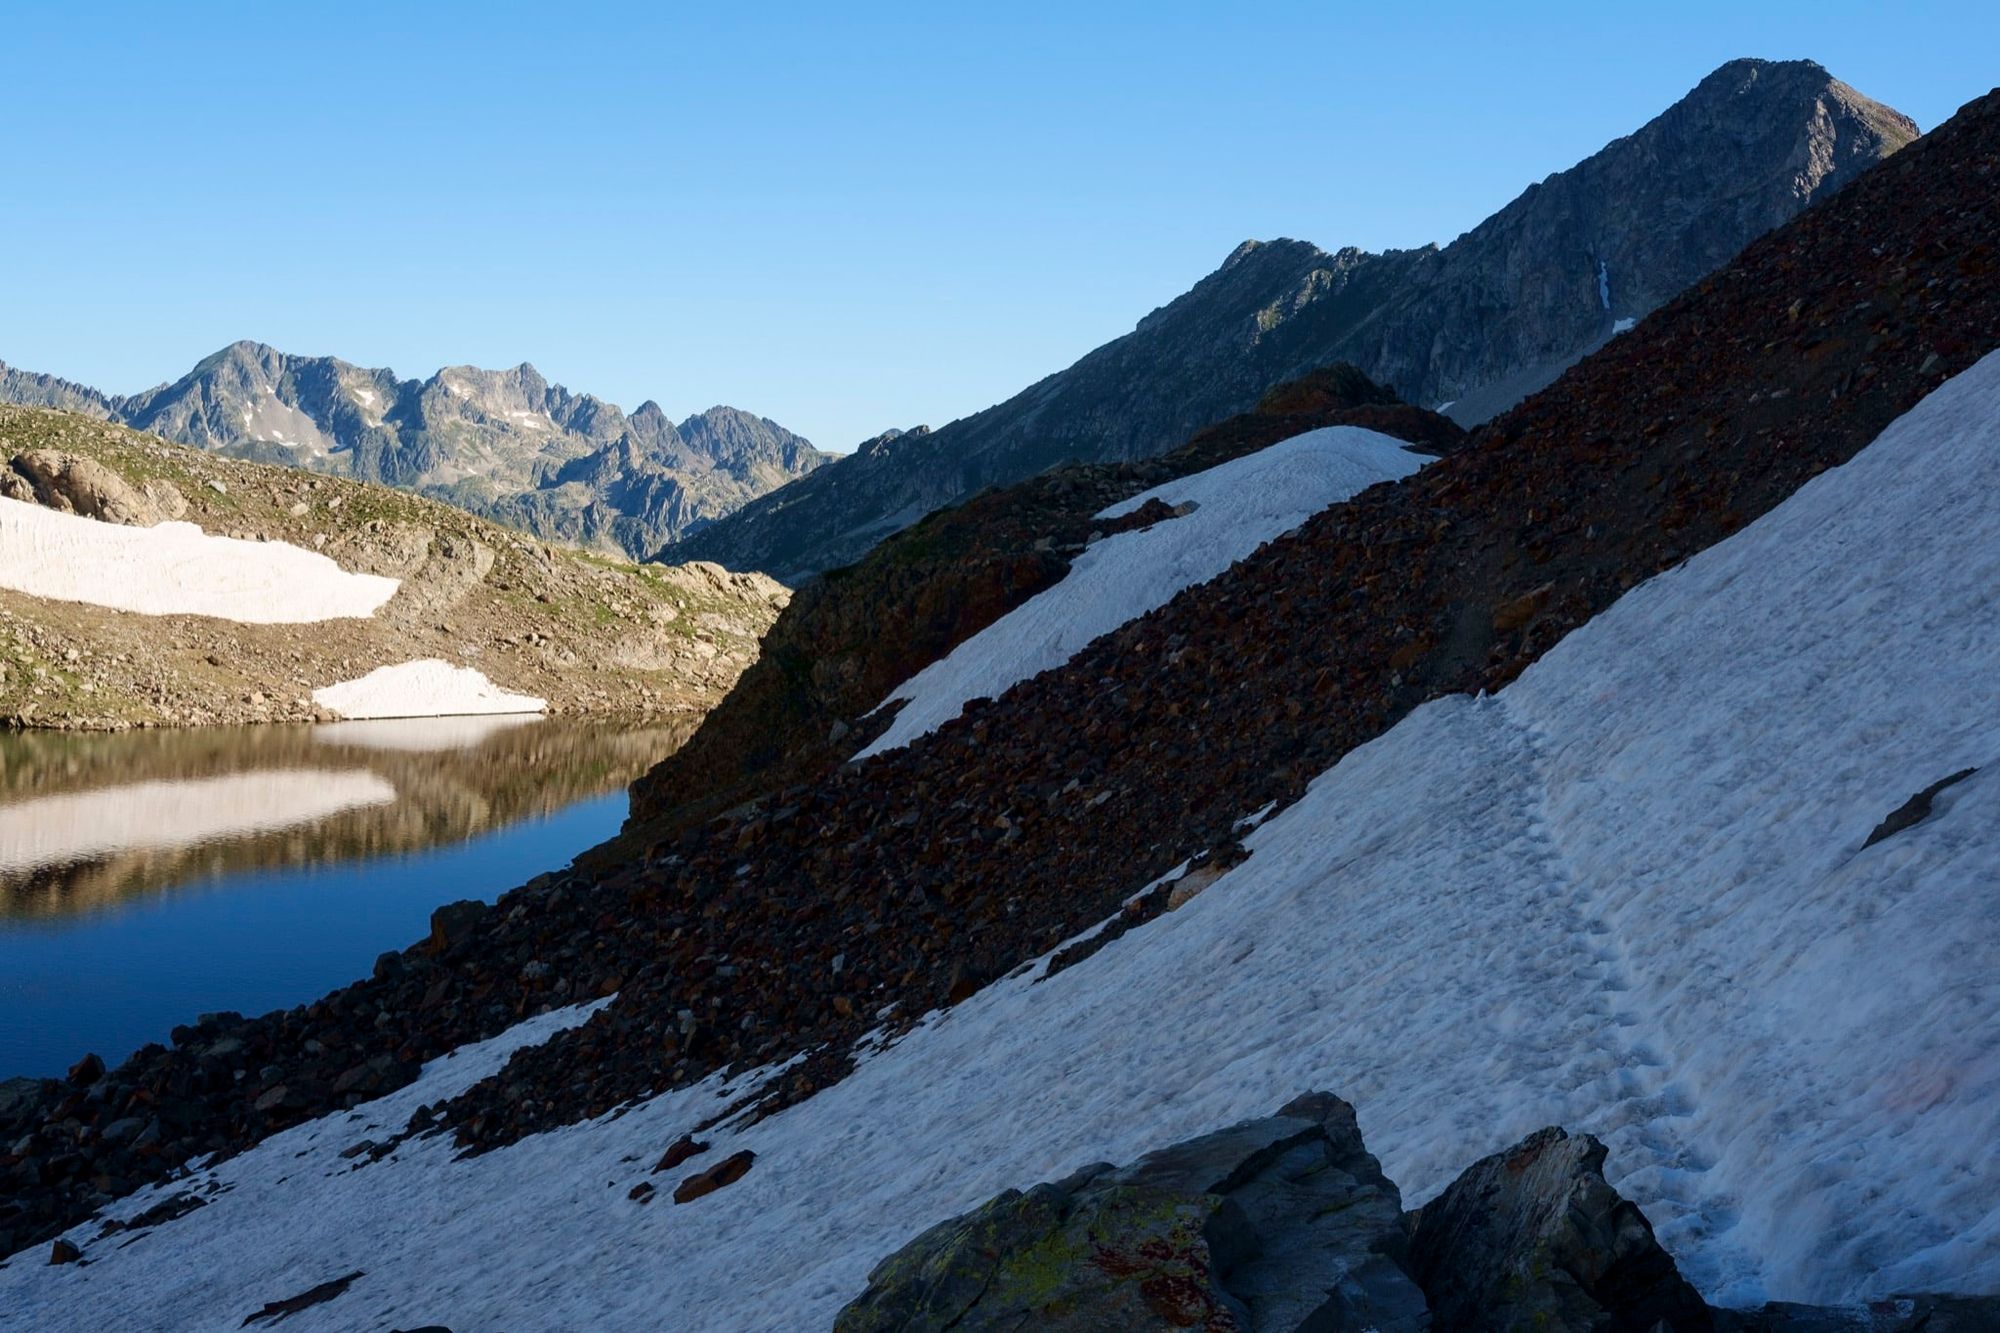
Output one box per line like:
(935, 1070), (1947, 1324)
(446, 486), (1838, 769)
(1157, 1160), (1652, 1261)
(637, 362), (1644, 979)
(669, 58), (1917, 580)
(0, 342), (828, 558)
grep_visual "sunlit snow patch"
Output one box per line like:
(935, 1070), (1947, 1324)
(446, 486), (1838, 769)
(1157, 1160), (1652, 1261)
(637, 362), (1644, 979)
(0, 497), (398, 623)
(312, 660), (547, 720)
(857, 426), (1427, 757)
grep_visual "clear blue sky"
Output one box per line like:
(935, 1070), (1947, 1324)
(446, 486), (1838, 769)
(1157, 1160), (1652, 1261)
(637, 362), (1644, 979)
(4, 3), (1992, 450)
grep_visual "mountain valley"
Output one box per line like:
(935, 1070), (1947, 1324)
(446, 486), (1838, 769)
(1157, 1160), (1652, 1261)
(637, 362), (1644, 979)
(0, 38), (1995, 1333)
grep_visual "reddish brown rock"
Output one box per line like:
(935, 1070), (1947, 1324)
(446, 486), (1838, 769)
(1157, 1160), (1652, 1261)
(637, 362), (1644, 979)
(652, 1135), (709, 1174)
(672, 1149), (756, 1204)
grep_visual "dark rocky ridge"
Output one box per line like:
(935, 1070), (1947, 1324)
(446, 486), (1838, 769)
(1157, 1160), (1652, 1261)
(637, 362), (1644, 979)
(1, 82), (1993, 1267)
(668, 58), (1917, 580)
(624, 366), (1462, 840)
(837, 1093), (1994, 1331)
(0, 344), (829, 558)
(0, 362), (117, 418)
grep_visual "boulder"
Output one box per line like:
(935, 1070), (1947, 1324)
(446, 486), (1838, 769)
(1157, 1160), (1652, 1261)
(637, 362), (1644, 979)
(427, 900), (488, 954)
(672, 1149), (756, 1204)
(6, 450), (163, 526)
(0, 1075), (47, 1124)
(834, 1091), (1427, 1332)
(1406, 1126), (1712, 1332)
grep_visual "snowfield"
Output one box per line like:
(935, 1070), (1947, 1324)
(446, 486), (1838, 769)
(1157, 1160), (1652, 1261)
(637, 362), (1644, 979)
(0, 772), (397, 877)
(7, 354), (2000, 1329)
(311, 660), (547, 720)
(858, 425), (1428, 756)
(0, 496), (398, 624)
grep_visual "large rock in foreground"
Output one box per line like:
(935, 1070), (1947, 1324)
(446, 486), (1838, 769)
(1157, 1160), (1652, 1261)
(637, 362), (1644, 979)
(840, 1095), (1997, 1332)
(1407, 1127), (1713, 1331)
(833, 1091), (1428, 1332)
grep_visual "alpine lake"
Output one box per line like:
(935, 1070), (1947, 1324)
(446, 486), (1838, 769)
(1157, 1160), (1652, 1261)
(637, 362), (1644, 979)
(0, 715), (689, 1078)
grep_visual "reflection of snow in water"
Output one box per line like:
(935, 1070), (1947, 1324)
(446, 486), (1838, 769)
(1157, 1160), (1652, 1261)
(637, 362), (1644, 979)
(0, 770), (397, 875)
(313, 713), (544, 754)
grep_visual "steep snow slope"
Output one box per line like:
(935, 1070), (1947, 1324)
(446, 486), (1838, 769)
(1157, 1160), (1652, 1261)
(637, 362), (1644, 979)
(859, 426), (1427, 757)
(7, 355), (1999, 1328)
(0, 496), (399, 623)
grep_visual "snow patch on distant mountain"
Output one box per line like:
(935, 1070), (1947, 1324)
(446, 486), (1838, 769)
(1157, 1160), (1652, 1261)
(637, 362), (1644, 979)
(0, 496), (399, 623)
(312, 660), (547, 720)
(8, 357), (1998, 1330)
(857, 426), (1428, 757)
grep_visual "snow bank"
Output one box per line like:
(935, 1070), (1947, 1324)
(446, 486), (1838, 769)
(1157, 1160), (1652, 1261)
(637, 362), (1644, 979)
(9, 356), (2000, 1328)
(0, 771), (396, 876)
(0, 496), (398, 624)
(859, 426), (1426, 757)
(312, 660), (546, 721)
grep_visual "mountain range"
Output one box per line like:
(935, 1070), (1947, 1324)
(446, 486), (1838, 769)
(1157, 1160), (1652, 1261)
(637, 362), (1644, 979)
(0, 344), (828, 559)
(667, 58), (1917, 580)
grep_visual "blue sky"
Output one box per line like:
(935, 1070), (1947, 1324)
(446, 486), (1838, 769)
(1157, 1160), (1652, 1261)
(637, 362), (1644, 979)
(3, 3), (1993, 449)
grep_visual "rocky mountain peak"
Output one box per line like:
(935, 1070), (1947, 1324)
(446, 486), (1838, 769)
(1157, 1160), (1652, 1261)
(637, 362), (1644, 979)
(676, 406), (820, 473)
(667, 58), (1919, 580)
(0, 346), (823, 557)
(625, 400), (677, 448)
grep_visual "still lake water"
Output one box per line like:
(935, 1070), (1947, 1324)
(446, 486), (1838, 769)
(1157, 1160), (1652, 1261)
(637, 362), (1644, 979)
(0, 716), (689, 1078)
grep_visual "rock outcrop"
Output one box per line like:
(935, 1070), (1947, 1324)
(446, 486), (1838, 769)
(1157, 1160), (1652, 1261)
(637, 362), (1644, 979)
(840, 1097), (1995, 1332)
(2, 449), (165, 526)
(835, 1092), (1427, 1333)
(668, 59), (1917, 580)
(1407, 1128), (1712, 1331)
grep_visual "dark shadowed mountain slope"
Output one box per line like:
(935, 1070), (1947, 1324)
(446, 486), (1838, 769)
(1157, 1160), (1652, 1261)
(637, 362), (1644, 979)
(0, 343), (829, 558)
(624, 366), (1462, 839)
(453, 79), (1996, 1151)
(668, 58), (1916, 580)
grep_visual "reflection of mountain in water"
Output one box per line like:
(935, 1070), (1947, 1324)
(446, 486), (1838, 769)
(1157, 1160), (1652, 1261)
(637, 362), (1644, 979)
(0, 719), (692, 921)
